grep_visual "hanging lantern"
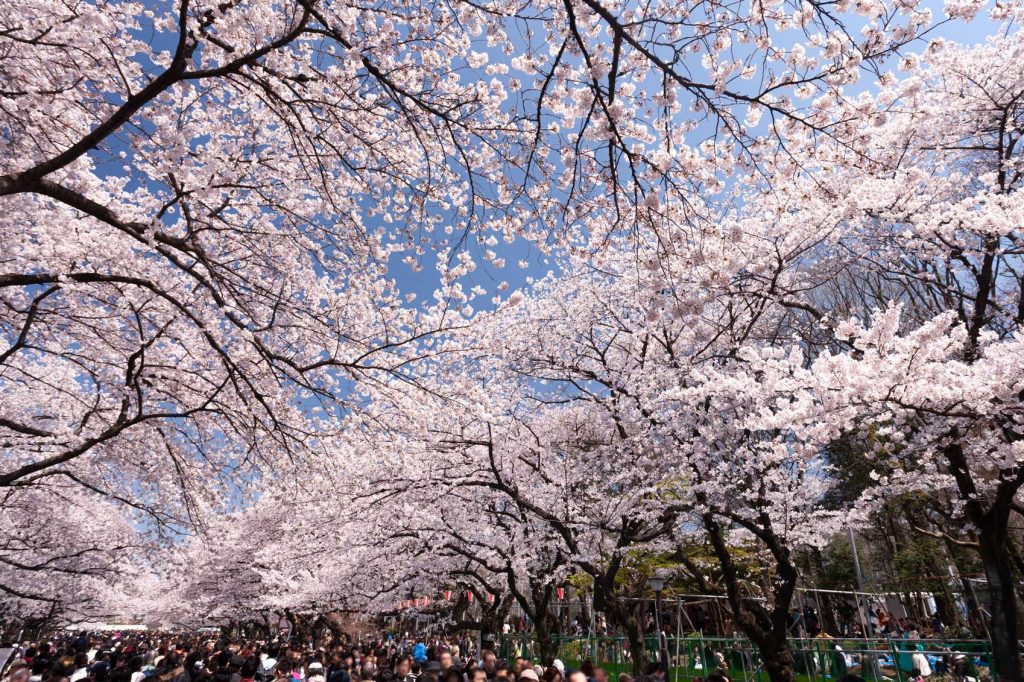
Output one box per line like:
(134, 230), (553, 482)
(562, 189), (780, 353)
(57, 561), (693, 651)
(467, 591), (474, 603)
(487, 593), (495, 604)
(444, 590), (452, 602)
(556, 587), (565, 600)
(404, 599), (413, 608)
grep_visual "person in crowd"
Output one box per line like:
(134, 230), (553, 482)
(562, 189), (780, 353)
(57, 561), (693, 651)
(259, 649), (279, 682)
(69, 654), (91, 682)
(393, 656), (415, 682)
(71, 635), (90, 654)
(540, 669), (560, 682)
(3, 666), (29, 682)
(273, 660), (294, 682)
(802, 608), (820, 637)
(421, 662), (440, 682)
(477, 653), (496, 680)
(240, 659), (259, 682)
(306, 662), (325, 682)
(929, 613), (944, 637)
(517, 669), (538, 682)
(787, 610), (803, 637)
(436, 654), (453, 680)
(92, 652), (113, 682)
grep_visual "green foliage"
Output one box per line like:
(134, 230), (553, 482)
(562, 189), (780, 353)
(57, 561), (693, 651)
(821, 432), (879, 510)
(816, 539), (859, 591)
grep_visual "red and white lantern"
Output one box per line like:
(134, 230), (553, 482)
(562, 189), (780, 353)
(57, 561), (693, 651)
(444, 590), (452, 602)
(556, 587), (565, 600)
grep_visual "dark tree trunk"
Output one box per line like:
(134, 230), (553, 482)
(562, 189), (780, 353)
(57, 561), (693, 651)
(945, 440), (1023, 681)
(817, 592), (840, 637)
(757, 639), (796, 682)
(807, 549), (840, 636)
(959, 575), (985, 631)
(514, 580), (559, 665)
(534, 617), (558, 666)
(600, 591), (649, 676)
(623, 613), (647, 677)
(703, 513), (799, 682)
(1002, 539), (1024, 636)
(932, 589), (959, 629)
(978, 517), (1022, 681)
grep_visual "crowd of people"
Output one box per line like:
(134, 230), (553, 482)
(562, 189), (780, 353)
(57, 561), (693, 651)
(0, 630), (979, 682)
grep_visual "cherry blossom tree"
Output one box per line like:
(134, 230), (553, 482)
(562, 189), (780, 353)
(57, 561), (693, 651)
(653, 24), (1024, 676)
(388, 23), (1024, 672)
(0, 0), (522, 580)
(326, 216), (828, 678)
(462, 252), (845, 681)
(427, 405), (641, 663)
(0, 481), (142, 627)
(762, 31), (1024, 677)
(3, 0), (1018, 669)
(354, 456), (571, 657)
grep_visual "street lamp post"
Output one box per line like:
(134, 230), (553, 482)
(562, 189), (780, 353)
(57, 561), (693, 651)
(648, 574), (669, 666)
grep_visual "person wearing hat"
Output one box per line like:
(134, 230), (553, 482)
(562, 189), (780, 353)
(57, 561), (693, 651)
(951, 655), (978, 682)
(422, 660), (441, 682)
(304, 661), (325, 682)
(517, 670), (539, 682)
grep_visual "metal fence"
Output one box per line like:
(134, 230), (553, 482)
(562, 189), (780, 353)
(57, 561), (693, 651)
(497, 635), (994, 682)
